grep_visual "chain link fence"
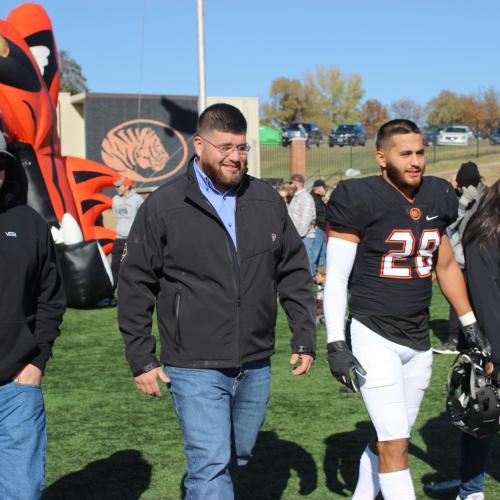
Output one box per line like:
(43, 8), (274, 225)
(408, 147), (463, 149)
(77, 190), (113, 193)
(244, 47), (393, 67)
(261, 119), (500, 186)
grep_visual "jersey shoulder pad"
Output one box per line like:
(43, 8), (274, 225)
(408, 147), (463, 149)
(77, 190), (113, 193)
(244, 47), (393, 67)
(326, 177), (378, 231)
(424, 176), (458, 224)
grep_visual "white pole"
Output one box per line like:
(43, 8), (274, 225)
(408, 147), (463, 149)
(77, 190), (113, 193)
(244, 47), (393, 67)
(196, 0), (206, 115)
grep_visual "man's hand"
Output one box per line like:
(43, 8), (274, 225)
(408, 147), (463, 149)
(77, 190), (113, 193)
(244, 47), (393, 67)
(327, 341), (366, 392)
(462, 322), (491, 356)
(134, 367), (170, 397)
(290, 353), (314, 375)
(15, 364), (42, 385)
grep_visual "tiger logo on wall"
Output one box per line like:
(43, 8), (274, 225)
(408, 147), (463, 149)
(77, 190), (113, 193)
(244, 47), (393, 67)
(101, 118), (189, 183)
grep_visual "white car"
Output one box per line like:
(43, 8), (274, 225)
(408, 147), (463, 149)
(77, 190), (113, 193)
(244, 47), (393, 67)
(437, 125), (474, 146)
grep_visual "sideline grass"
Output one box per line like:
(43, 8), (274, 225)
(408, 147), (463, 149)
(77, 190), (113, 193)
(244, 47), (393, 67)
(41, 287), (500, 499)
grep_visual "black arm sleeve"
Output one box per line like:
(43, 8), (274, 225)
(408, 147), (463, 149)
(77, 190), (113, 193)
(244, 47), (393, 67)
(117, 201), (164, 375)
(465, 240), (500, 365)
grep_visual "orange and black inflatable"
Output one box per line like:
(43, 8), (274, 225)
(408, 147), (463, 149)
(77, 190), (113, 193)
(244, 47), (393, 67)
(0, 3), (120, 307)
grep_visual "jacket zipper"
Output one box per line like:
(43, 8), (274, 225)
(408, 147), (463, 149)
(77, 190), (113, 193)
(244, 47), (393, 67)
(174, 292), (181, 349)
(224, 233), (240, 366)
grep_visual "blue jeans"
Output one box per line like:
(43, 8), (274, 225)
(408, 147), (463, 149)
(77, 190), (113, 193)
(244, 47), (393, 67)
(166, 358), (271, 500)
(309, 228), (326, 277)
(0, 381), (46, 500)
(303, 236), (316, 276)
(459, 432), (493, 497)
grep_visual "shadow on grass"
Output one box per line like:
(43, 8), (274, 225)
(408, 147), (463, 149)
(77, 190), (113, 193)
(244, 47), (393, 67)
(430, 319), (450, 344)
(42, 450), (151, 500)
(324, 420), (378, 497)
(414, 412), (500, 498)
(234, 431), (317, 499)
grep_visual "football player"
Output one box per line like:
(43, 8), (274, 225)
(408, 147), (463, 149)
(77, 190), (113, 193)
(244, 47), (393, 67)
(323, 119), (490, 499)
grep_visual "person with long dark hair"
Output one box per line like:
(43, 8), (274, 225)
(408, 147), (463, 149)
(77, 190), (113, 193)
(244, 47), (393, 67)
(455, 179), (500, 500)
(428, 180), (500, 499)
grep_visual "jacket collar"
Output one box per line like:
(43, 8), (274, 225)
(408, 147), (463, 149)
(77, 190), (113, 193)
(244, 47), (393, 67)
(185, 155), (249, 206)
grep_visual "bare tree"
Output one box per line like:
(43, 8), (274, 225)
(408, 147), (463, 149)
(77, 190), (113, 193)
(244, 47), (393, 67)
(391, 98), (424, 124)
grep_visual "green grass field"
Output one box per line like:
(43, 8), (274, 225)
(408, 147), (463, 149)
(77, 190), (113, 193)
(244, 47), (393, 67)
(41, 285), (500, 499)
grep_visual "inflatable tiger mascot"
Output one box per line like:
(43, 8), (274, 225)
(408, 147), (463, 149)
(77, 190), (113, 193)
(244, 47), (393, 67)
(0, 3), (121, 308)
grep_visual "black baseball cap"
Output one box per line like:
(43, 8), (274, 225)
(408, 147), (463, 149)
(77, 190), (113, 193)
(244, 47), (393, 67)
(312, 179), (327, 188)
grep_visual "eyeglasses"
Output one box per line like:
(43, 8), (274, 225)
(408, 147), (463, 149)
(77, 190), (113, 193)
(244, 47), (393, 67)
(199, 135), (251, 156)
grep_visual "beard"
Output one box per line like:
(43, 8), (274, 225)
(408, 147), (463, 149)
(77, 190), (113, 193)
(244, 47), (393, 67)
(385, 161), (424, 193)
(199, 158), (247, 191)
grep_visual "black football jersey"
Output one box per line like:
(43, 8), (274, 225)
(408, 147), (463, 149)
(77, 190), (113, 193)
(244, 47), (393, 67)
(327, 175), (458, 317)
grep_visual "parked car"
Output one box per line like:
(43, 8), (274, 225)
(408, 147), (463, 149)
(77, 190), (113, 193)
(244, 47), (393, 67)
(329, 124), (368, 147)
(437, 125), (474, 146)
(422, 127), (443, 146)
(281, 122), (323, 147)
(489, 126), (500, 145)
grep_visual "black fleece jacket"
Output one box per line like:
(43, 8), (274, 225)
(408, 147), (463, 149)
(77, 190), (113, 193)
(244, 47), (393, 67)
(0, 192), (66, 383)
(118, 160), (316, 375)
(465, 239), (500, 365)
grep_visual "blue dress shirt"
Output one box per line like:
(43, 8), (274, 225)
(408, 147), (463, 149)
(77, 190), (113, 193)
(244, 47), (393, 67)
(194, 159), (237, 250)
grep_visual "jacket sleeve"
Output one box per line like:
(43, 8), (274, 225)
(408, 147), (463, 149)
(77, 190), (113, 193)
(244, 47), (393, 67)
(117, 201), (164, 375)
(30, 221), (66, 373)
(277, 203), (317, 354)
(465, 240), (500, 365)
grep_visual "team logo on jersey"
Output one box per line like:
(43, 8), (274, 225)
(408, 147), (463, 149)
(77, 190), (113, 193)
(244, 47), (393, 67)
(271, 233), (277, 242)
(4, 231), (17, 237)
(409, 207), (422, 221)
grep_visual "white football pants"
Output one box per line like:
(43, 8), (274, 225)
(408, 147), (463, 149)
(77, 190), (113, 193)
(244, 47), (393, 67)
(351, 318), (433, 441)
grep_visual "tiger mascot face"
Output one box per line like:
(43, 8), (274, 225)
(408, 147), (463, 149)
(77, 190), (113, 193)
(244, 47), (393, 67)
(101, 126), (169, 175)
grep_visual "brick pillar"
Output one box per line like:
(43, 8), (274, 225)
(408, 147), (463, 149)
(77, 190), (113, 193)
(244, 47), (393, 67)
(289, 138), (306, 177)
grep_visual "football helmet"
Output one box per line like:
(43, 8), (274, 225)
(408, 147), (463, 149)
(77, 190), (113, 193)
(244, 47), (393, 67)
(446, 348), (500, 438)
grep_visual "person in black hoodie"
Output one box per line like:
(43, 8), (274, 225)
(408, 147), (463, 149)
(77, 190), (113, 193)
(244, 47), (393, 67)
(118, 103), (316, 499)
(0, 134), (65, 500)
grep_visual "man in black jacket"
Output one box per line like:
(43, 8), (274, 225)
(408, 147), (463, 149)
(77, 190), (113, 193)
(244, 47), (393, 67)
(118, 103), (316, 499)
(0, 135), (65, 499)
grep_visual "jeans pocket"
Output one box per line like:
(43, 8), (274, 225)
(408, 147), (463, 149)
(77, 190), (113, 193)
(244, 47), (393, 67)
(13, 381), (42, 390)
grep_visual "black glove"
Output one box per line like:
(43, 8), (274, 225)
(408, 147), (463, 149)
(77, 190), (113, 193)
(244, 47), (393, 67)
(327, 341), (367, 392)
(462, 322), (491, 356)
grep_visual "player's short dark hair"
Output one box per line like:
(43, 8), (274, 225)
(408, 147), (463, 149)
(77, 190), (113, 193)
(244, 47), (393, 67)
(376, 119), (421, 150)
(197, 103), (247, 135)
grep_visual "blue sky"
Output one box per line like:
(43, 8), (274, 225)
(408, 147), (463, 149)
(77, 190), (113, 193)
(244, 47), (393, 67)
(1, 1), (499, 111)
